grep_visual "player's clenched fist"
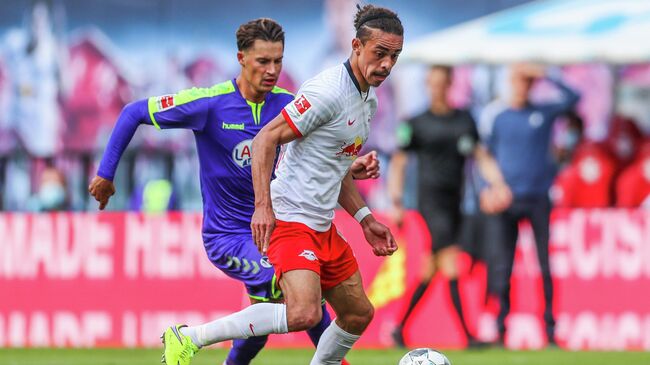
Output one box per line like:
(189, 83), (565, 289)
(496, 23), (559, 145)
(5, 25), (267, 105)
(88, 175), (115, 210)
(251, 206), (276, 254)
(351, 150), (380, 180)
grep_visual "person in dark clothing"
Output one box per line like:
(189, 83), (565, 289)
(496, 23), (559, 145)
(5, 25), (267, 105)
(480, 64), (580, 347)
(388, 65), (512, 348)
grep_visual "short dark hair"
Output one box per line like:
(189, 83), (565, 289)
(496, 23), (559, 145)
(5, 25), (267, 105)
(354, 4), (403, 43)
(236, 18), (284, 51)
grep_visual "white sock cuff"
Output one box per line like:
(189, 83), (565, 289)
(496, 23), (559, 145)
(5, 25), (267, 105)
(273, 303), (289, 334)
(331, 320), (360, 342)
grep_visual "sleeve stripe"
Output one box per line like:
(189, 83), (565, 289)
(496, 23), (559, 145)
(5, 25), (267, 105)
(282, 109), (303, 138)
(147, 97), (162, 130)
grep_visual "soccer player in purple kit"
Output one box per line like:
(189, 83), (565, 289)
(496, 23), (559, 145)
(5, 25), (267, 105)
(88, 18), (376, 365)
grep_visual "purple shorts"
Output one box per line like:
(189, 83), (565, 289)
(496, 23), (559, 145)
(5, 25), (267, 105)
(204, 233), (280, 301)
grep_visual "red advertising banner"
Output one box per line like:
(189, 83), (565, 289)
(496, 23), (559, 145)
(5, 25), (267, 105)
(1, 210), (649, 350)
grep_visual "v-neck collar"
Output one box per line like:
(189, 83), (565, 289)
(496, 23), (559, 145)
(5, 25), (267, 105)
(232, 78), (267, 104)
(344, 59), (369, 101)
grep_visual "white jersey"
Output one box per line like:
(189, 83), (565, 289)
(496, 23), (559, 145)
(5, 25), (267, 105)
(271, 62), (378, 231)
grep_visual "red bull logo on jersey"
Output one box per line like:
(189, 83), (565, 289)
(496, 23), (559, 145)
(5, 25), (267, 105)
(232, 139), (253, 168)
(336, 136), (364, 158)
(156, 95), (175, 112)
(293, 94), (311, 115)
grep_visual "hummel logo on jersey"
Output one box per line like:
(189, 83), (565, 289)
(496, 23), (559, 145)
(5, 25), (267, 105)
(347, 119), (356, 126)
(294, 94), (312, 115)
(298, 250), (318, 261)
(222, 122), (245, 130)
(155, 95), (175, 111)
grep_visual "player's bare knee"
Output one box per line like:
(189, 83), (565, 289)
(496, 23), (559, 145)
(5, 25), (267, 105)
(437, 247), (459, 279)
(439, 261), (458, 279)
(287, 302), (322, 331)
(420, 254), (436, 280)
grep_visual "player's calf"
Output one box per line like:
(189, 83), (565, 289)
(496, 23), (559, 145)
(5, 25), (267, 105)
(337, 301), (375, 335)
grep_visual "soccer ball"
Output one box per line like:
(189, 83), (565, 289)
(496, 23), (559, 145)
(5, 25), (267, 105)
(398, 348), (452, 365)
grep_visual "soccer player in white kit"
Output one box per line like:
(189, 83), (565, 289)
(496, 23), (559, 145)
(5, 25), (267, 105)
(155, 5), (403, 365)
(251, 5), (403, 364)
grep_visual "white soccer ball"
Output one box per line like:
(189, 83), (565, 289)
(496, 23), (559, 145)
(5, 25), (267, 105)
(398, 348), (452, 365)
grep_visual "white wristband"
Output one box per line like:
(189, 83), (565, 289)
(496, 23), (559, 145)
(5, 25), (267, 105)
(354, 206), (372, 223)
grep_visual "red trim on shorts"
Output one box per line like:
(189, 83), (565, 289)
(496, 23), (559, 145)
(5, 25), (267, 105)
(282, 109), (303, 138)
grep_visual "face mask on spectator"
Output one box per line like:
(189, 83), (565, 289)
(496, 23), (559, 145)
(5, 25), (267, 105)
(564, 130), (580, 150)
(38, 182), (65, 210)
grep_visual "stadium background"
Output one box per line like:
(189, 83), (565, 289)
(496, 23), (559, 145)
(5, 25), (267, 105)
(1, 0), (650, 364)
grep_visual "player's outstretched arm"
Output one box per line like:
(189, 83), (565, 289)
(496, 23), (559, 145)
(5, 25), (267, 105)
(90, 89), (211, 210)
(250, 113), (300, 254)
(90, 100), (150, 210)
(338, 171), (397, 256)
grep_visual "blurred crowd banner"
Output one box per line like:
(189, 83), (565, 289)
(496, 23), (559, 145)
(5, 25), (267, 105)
(1, 210), (650, 350)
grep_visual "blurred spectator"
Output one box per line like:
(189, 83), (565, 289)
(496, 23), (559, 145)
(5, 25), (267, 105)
(0, 59), (14, 154)
(616, 140), (650, 208)
(553, 111), (584, 169)
(606, 115), (644, 168)
(63, 31), (132, 153)
(388, 65), (511, 349)
(552, 142), (617, 208)
(4, 1), (67, 158)
(481, 63), (580, 347)
(129, 179), (177, 213)
(28, 164), (69, 211)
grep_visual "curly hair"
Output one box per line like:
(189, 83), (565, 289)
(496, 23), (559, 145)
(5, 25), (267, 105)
(354, 4), (403, 43)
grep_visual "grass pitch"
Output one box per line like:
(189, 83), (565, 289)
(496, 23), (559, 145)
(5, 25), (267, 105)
(1, 348), (649, 365)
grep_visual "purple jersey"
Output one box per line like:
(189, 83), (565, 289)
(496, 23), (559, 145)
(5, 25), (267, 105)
(98, 79), (294, 243)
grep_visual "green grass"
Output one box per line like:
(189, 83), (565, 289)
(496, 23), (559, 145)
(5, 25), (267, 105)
(0, 348), (649, 365)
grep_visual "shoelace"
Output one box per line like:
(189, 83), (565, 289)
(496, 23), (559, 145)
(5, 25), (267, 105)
(160, 331), (196, 364)
(179, 345), (196, 360)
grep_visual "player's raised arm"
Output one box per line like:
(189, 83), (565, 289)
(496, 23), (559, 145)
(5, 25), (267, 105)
(250, 113), (299, 253)
(338, 171), (397, 256)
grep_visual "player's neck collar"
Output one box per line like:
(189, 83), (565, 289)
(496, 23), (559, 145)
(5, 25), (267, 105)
(344, 59), (369, 101)
(233, 76), (266, 104)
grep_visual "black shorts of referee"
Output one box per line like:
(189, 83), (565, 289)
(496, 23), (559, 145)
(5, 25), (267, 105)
(418, 188), (462, 253)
